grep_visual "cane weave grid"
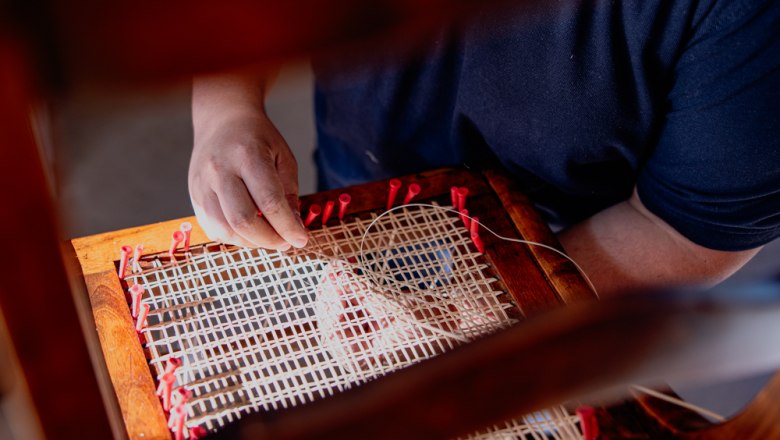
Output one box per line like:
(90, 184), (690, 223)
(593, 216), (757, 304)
(126, 204), (582, 438)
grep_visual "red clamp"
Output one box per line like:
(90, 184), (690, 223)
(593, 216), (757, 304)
(118, 245), (132, 280)
(470, 216), (485, 253)
(169, 404), (189, 440)
(132, 244), (144, 273)
(456, 187), (469, 212)
(338, 193), (351, 221)
(450, 186), (459, 208)
(304, 204), (322, 227)
(188, 426), (207, 439)
(402, 183), (421, 204)
(180, 222), (193, 252)
(169, 231), (184, 258)
(322, 200), (335, 224)
(171, 387), (192, 414)
(387, 179), (402, 210)
(158, 372), (176, 411)
(460, 209), (470, 230)
(136, 303), (150, 332)
(163, 357), (183, 375)
(576, 406), (600, 440)
(129, 284), (145, 318)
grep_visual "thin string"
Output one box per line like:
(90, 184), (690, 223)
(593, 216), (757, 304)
(631, 385), (725, 422)
(307, 235), (471, 344)
(357, 203), (600, 299)
(357, 204), (727, 427)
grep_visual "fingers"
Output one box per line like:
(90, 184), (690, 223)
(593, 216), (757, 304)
(215, 176), (291, 250)
(190, 108), (308, 250)
(191, 190), (256, 248)
(242, 153), (308, 248)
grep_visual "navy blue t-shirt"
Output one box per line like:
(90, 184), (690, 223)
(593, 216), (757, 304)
(312, 0), (780, 251)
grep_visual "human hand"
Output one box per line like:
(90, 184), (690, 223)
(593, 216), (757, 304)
(189, 109), (308, 250)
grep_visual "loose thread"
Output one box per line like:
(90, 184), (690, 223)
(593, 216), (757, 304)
(356, 203), (600, 299)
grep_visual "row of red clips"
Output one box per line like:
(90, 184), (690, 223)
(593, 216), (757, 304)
(303, 193), (351, 228)
(450, 186), (484, 253)
(118, 222), (194, 281)
(117, 221), (204, 438)
(386, 178), (421, 210)
(155, 357), (203, 439)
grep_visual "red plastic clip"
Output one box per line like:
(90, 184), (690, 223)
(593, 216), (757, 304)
(472, 236), (485, 253)
(170, 405), (188, 440)
(163, 357), (182, 376)
(132, 244), (144, 273)
(338, 193), (351, 221)
(129, 284), (145, 318)
(180, 222), (193, 252)
(470, 216), (485, 253)
(304, 204), (322, 227)
(173, 388), (191, 406)
(456, 187), (469, 212)
(460, 209), (471, 230)
(402, 183), (421, 204)
(136, 303), (150, 332)
(158, 372), (176, 411)
(387, 179), (402, 210)
(171, 387), (192, 408)
(169, 231), (184, 258)
(576, 406), (599, 440)
(450, 186), (458, 208)
(189, 426), (207, 439)
(118, 245), (132, 280)
(322, 200), (335, 224)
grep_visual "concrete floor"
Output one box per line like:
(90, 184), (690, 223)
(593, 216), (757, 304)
(50, 62), (780, 425)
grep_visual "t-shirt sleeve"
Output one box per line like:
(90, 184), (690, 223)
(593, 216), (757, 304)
(636, 0), (780, 251)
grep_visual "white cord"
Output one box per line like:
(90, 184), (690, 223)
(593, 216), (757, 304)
(358, 203), (600, 298)
(630, 384), (726, 422)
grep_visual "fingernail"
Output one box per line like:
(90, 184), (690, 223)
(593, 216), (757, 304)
(291, 237), (308, 249)
(278, 243), (292, 252)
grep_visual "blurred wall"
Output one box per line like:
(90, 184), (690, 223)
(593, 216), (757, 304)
(55, 63), (316, 238)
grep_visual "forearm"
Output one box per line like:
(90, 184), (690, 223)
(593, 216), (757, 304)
(192, 68), (279, 135)
(557, 191), (761, 297)
(189, 67), (307, 249)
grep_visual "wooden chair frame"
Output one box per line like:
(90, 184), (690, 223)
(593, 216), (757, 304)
(1, 2), (779, 438)
(69, 167), (594, 438)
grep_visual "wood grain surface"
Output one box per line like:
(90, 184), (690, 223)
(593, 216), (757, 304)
(84, 271), (169, 439)
(483, 168), (596, 304)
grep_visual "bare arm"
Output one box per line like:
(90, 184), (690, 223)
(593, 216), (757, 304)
(190, 70), (308, 249)
(557, 190), (762, 297)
